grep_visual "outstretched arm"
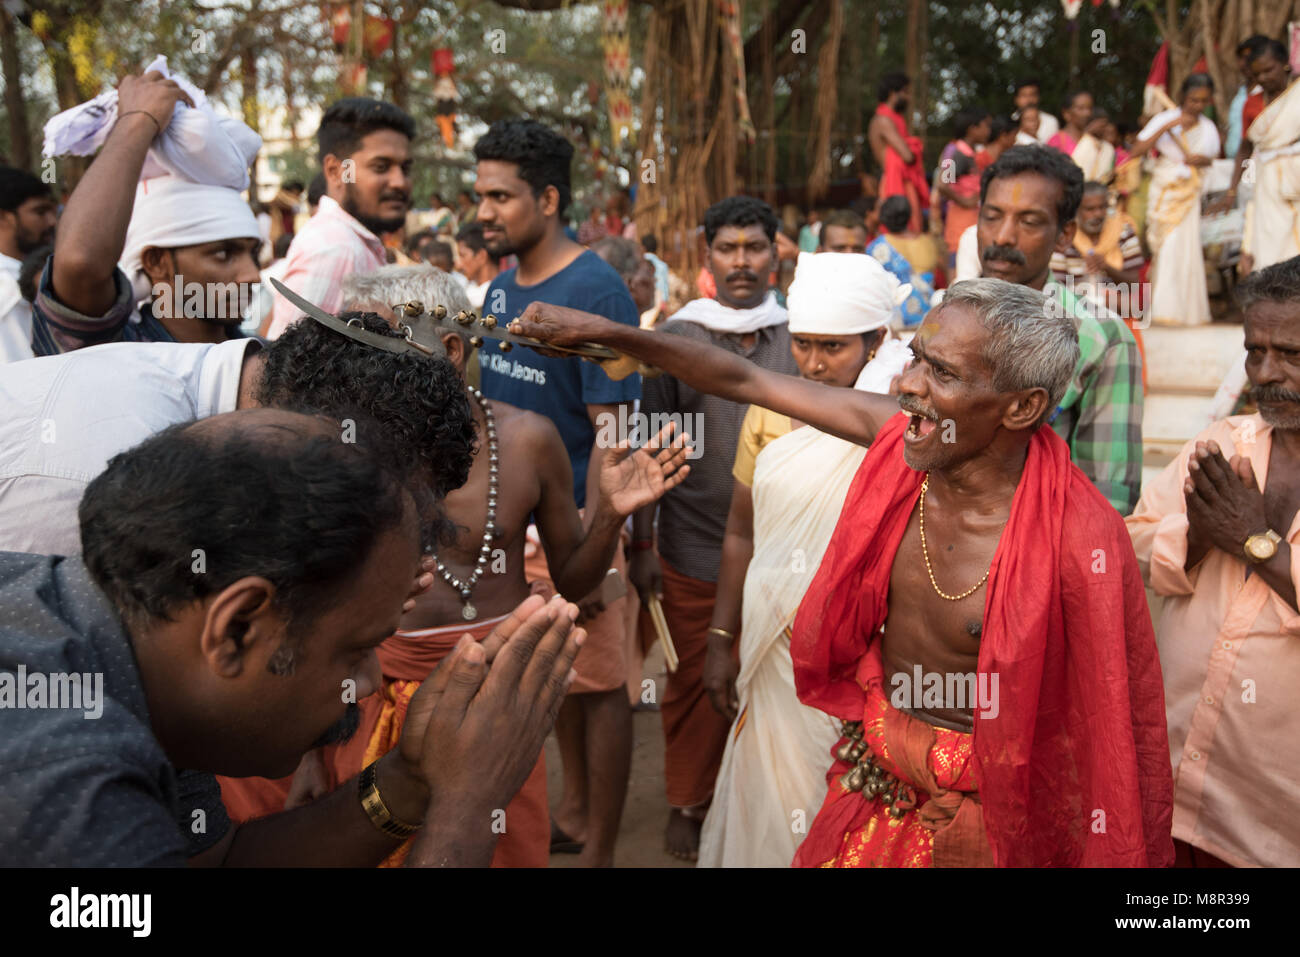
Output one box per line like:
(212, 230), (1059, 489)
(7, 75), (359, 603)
(510, 303), (900, 448)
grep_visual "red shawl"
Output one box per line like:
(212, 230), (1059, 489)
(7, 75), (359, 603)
(791, 413), (1174, 867)
(876, 104), (931, 213)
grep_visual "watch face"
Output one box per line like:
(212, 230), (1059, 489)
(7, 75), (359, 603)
(1247, 535), (1274, 560)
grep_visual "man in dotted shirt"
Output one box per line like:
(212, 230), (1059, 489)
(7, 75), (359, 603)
(0, 409), (584, 866)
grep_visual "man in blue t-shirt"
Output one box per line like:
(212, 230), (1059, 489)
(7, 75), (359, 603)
(473, 119), (639, 867)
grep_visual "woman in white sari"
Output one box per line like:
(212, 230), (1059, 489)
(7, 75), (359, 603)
(697, 252), (912, 868)
(1131, 73), (1220, 326)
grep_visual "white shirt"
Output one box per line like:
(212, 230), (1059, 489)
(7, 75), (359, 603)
(0, 253), (34, 365)
(264, 196), (388, 339)
(0, 337), (255, 556)
(955, 224), (982, 282)
(1036, 112), (1060, 143)
(1139, 107), (1222, 173)
(465, 279), (490, 311)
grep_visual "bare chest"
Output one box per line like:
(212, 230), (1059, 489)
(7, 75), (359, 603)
(880, 506), (1005, 731)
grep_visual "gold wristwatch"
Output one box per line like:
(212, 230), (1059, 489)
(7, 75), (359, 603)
(1243, 529), (1282, 564)
(358, 761), (421, 839)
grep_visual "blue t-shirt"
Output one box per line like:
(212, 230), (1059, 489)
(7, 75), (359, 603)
(479, 250), (641, 508)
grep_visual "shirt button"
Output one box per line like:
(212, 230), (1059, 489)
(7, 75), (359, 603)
(1189, 751), (1202, 761)
(1221, 641), (1233, 650)
(1204, 696), (1214, 705)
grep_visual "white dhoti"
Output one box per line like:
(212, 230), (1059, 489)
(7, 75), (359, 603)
(1147, 165), (1210, 326)
(1248, 81), (1300, 270)
(697, 425), (865, 868)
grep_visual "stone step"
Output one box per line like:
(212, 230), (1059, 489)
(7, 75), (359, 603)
(1143, 391), (1215, 446)
(1140, 323), (1244, 394)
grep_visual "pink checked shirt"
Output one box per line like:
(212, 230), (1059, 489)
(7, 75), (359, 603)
(1127, 414), (1300, 867)
(263, 196), (387, 339)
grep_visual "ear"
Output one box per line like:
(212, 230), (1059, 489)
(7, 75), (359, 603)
(141, 247), (174, 286)
(539, 184), (561, 219)
(441, 331), (467, 372)
(1002, 387), (1051, 433)
(198, 577), (281, 679)
(1054, 219), (1077, 254)
(322, 153), (344, 192)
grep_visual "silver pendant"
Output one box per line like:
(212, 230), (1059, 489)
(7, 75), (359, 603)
(462, 602), (477, 621)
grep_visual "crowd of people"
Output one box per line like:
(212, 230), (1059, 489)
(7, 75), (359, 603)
(0, 35), (1298, 870)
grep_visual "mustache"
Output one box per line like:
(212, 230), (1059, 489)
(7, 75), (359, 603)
(725, 271), (760, 284)
(982, 244), (1027, 265)
(898, 393), (938, 420)
(1254, 384), (1300, 404)
(380, 191), (410, 203)
(310, 703), (361, 748)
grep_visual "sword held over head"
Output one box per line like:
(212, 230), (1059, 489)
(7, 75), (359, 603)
(268, 277), (655, 380)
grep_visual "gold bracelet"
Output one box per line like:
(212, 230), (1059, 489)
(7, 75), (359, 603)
(358, 760), (421, 839)
(707, 626), (735, 641)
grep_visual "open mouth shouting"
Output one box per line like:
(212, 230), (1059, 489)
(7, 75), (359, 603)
(900, 395), (941, 445)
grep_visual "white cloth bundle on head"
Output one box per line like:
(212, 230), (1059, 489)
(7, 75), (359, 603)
(119, 176), (262, 301)
(786, 251), (911, 335)
(42, 55), (263, 302)
(669, 290), (787, 334)
(43, 55), (262, 191)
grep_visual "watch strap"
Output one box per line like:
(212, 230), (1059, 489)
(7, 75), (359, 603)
(358, 761), (421, 839)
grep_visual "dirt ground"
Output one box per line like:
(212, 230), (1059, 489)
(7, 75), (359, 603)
(544, 642), (695, 869)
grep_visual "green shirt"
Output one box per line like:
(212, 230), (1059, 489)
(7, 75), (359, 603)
(1044, 278), (1144, 515)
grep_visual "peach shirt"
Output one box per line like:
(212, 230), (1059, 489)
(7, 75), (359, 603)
(1126, 414), (1300, 867)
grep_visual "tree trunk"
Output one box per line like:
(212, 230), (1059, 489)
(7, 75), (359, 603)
(904, 0), (927, 139)
(0, 10), (32, 170)
(242, 47), (260, 197)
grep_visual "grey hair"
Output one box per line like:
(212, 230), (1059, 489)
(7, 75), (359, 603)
(940, 278), (1080, 424)
(1236, 255), (1300, 313)
(590, 236), (644, 282)
(342, 264), (473, 350)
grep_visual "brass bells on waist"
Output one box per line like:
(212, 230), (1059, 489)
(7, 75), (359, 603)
(836, 720), (917, 819)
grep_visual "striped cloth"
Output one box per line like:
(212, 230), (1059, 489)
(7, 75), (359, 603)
(1044, 277), (1144, 515)
(263, 196), (387, 339)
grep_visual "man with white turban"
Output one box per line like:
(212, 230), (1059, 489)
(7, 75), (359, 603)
(30, 66), (261, 354)
(696, 251), (912, 867)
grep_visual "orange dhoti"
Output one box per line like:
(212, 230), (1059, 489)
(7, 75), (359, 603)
(522, 526), (629, 695)
(797, 644), (993, 868)
(218, 612), (549, 868)
(659, 558), (730, 809)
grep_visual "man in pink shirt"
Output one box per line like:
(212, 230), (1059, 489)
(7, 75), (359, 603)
(1127, 255), (1300, 867)
(263, 98), (413, 339)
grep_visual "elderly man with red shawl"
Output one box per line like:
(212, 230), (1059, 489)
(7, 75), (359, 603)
(510, 276), (1174, 867)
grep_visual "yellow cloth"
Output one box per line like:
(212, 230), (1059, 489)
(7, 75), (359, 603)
(1074, 212), (1137, 271)
(732, 405), (792, 487)
(884, 233), (941, 276)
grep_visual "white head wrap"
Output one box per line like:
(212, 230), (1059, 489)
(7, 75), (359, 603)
(43, 55), (262, 301)
(119, 176), (261, 300)
(786, 252), (912, 335)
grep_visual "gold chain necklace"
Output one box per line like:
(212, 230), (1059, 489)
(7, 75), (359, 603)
(918, 474), (991, 602)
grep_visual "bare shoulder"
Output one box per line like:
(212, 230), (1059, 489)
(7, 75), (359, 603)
(500, 404), (565, 455)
